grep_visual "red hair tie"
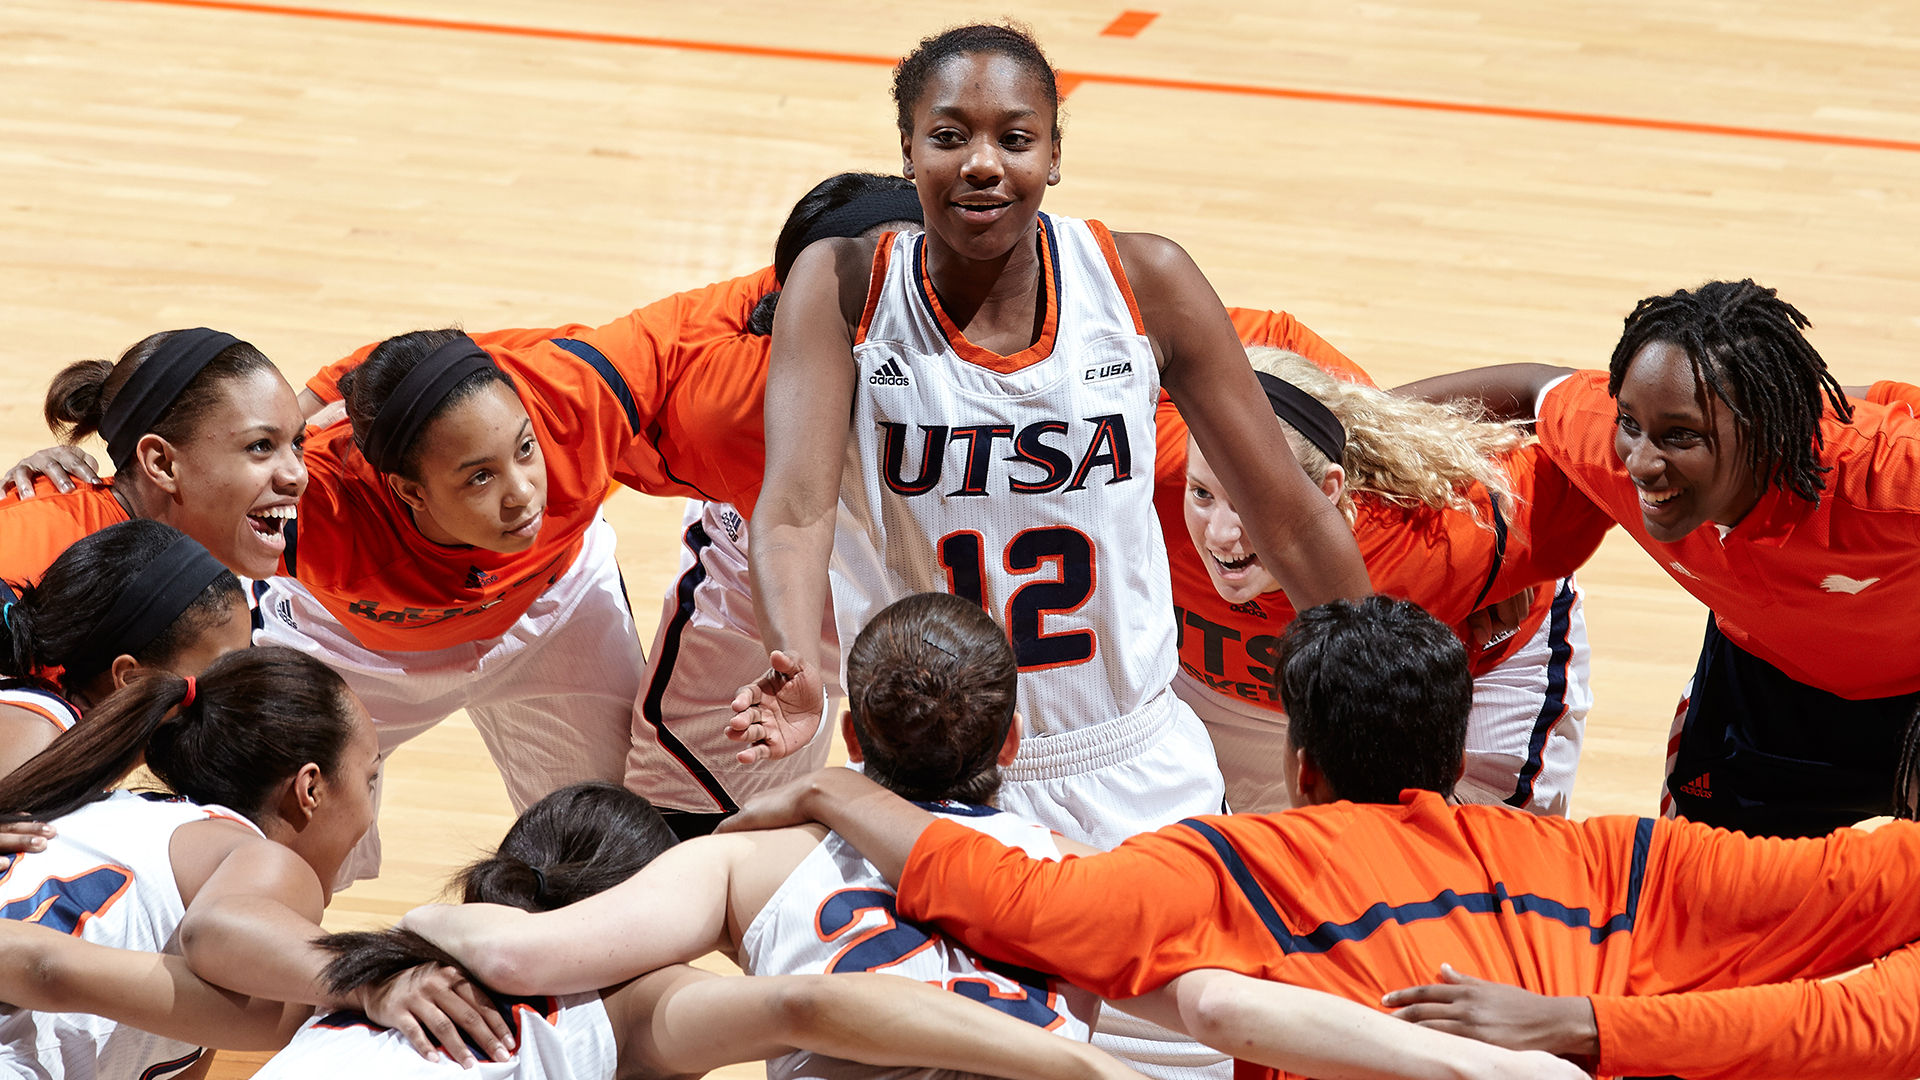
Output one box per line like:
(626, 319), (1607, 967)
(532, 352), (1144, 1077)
(181, 676), (196, 709)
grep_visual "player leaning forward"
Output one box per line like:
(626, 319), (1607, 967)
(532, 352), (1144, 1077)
(733, 23), (1370, 846)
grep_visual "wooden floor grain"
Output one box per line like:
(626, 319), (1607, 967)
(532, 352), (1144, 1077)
(2, 2), (1915, 1075)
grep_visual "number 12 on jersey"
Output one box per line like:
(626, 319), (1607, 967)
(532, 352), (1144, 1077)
(937, 527), (1097, 671)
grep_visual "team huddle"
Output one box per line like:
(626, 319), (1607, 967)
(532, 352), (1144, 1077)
(3, 20), (1919, 1080)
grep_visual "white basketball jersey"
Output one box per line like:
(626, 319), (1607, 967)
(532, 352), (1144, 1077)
(0, 683), (78, 735)
(833, 215), (1173, 736)
(741, 801), (1098, 1080)
(0, 791), (258, 1080)
(251, 993), (614, 1080)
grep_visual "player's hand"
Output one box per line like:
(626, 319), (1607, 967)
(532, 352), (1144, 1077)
(1464, 588), (1533, 652)
(0, 821), (55, 870)
(352, 962), (516, 1068)
(3, 446), (99, 499)
(1383, 964), (1599, 1057)
(727, 650), (824, 764)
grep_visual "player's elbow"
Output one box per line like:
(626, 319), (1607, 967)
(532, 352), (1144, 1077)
(763, 975), (839, 1043)
(1178, 976), (1257, 1055)
(461, 944), (546, 998)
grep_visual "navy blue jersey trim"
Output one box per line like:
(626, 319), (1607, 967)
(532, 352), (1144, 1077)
(282, 517), (299, 576)
(911, 799), (1001, 817)
(1180, 815), (1652, 954)
(139, 1048), (204, 1080)
(1037, 212), (1063, 315)
(1468, 492), (1510, 612)
(1505, 578), (1577, 808)
(550, 337), (640, 435)
(250, 578), (270, 635)
(911, 233), (941, 326)
(639, 521), (738, 812)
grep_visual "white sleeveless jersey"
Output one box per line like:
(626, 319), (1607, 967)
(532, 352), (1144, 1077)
(741, 801), (1098, 1080)
(251, 993), (613, 1080)
(0, 790), (258, 1080)
(0, 683), (78, 735)
(833, 215), (1173, 736)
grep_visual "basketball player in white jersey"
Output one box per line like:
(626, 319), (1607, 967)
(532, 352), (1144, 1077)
(0, 648), (512, 1079)
(252, 778), (1144, 1080)
(733, 23), (1370, 848)
(732, 29), (1367, 1077)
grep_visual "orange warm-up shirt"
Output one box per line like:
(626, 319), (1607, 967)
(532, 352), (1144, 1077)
(899, 793), (1920, 1080)
(291, 271), (772, 651)
(1157, 331), (1613, 707)
(308, 268), (779, 516)
(1538, 371), (1920, 699)
(0, 478), (131, 586)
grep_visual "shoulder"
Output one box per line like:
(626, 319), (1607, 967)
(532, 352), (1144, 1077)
(1106, 230), (1196, 284)
(1824, 400), (1920, 515)
(785, 235), (887, 330)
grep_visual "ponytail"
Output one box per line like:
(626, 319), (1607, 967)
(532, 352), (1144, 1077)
(43, 331), (275, 461)
(0, 647), (356, 825)
(0, 520), (242, 696)
(316, 781), (674, 994)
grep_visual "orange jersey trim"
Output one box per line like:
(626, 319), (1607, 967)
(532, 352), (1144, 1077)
(855, 235), (895, 345)
(1084, 219), (1146, 336)
(913, 220), (1061, 375)
(3, 698), (75, 733)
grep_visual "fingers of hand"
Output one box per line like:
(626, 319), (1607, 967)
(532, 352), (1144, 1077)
(1381, 984), (1453, 1007)
(440, 974), (512, 1061)
(392, 1015), (443, 1064)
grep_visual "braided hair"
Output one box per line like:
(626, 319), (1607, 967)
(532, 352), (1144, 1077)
(1608, 280), (1851, 505)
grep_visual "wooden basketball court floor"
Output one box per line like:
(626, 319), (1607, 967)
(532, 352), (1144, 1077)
(1, 0), (1916, 1074)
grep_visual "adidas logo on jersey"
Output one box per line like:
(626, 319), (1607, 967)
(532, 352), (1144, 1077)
(466, 565), (500, 589)
(1084, 361), (1133, 382)
(1677, 772), (1712, 798)
(1229, 599), (1267, 619)
(274, 598), (297, 629)
(869, 358), (911, 386)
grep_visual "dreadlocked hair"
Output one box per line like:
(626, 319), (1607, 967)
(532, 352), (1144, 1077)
(846, 593), (1018, 805)
(318, 782), (677, 995)
(1895, 702), (1920, 821)
(892, 22), (1063, 141)
(1246, 348), (1525, 528)
(1608, 279), (1851, 505)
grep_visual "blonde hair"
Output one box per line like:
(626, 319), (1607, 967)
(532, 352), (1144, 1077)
(1245, 347), (1526, 526)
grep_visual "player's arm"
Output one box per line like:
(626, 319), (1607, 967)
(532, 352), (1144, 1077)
(1120, 233), (1370, 609)
(617, 967), (1143, 1080)
(1112, 969), (1588, 1080)
(178, 830), (514, 1065)
(1391, 364), (1576, 423)
(398, 831), (750, 997)
(730, 237), (868, 763)
(0, 918), (310, 1050)
(717, 767), (935, 882)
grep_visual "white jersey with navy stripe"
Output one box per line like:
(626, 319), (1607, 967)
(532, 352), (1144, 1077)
(833, 214), (1171, 737)
(0, 683), (78, 735)
(0, 791), (256, 1080)
(251, 994), (614, 1080)
(741, 799), (1097, 1080)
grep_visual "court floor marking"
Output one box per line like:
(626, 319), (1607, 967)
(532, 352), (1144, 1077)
(87, 0), (1920, 155)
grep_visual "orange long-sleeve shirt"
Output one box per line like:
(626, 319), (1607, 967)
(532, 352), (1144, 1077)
(898, 792), (1920, 1080)
(1538, 370), (1920, 699)
(0, 478), (131, 586)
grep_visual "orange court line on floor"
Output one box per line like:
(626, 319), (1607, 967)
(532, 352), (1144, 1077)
(92, 0), (1920, 155)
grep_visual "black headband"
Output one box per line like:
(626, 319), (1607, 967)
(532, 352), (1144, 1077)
(71, 534), (229, 674)
(1256, 371), (1346, 463)
(356, 335), (499, 476)
(796, 188), (925, 253)
(101, 328), (243, 472)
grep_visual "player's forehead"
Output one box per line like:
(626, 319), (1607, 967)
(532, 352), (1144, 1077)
(914, 52), (1054, 126)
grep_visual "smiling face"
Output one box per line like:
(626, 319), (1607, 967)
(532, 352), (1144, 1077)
(391, 381), (547, 553)
(1612, 340), (1760, 542)
(1185, 438), (1285, 605)
(901, 51), (1061, 264)
(142, 366), (308, 579)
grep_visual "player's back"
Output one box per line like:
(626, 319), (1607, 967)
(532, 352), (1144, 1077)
(0, 791), (251, 1080)
(251, 994), (614, 1080)
(741, 801), (1098, 1080)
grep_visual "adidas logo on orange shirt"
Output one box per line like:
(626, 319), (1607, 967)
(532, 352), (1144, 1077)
(1677, 772), (1712, 799)
(466, 565), (500, 589)
(869, 358), (911, 386)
